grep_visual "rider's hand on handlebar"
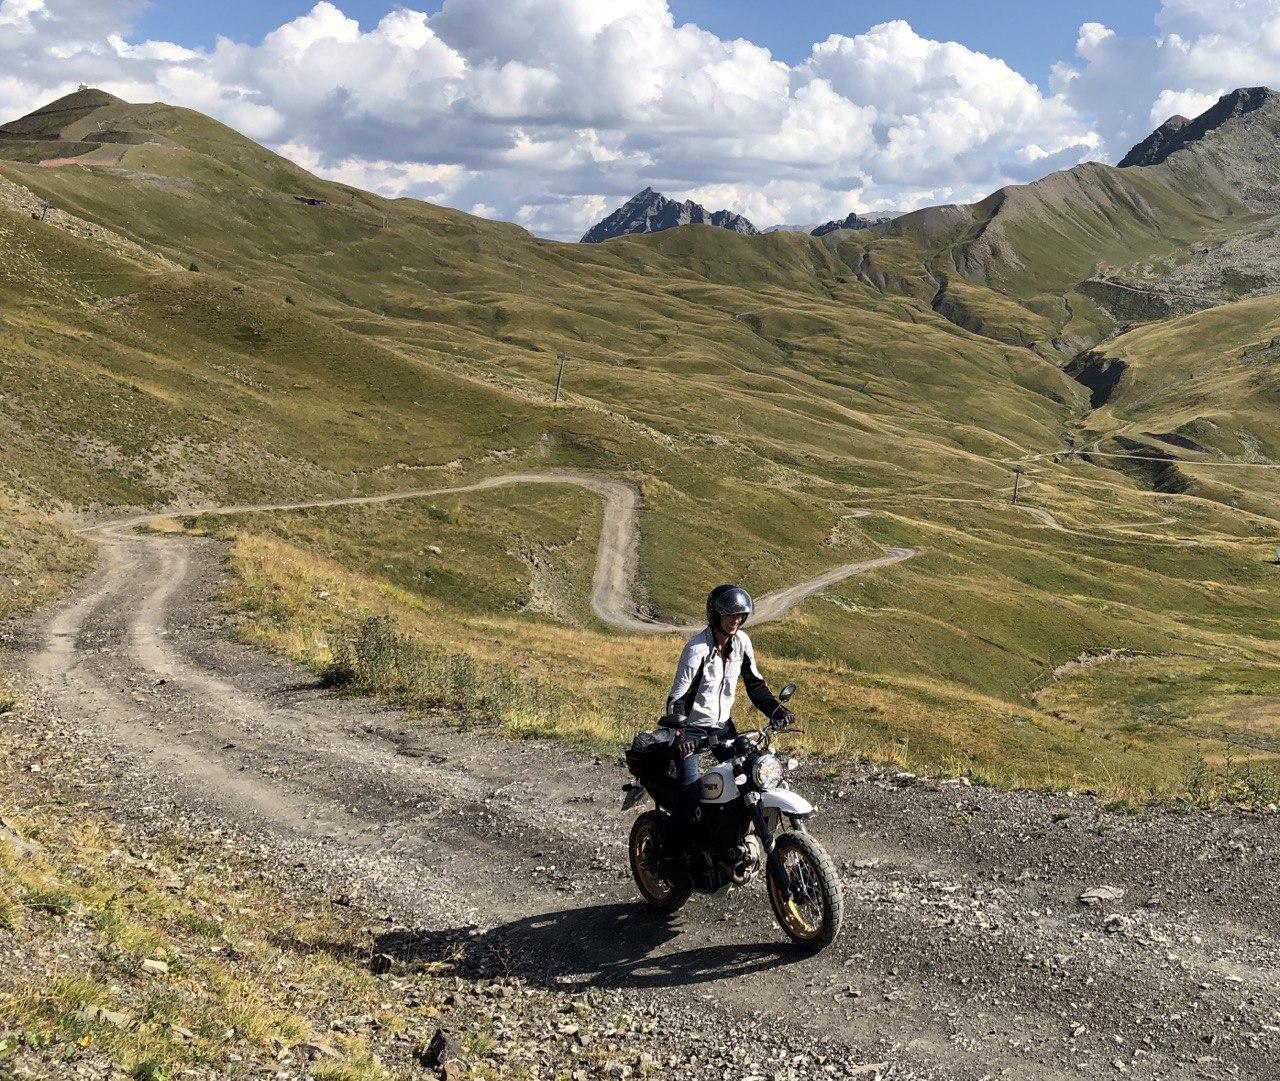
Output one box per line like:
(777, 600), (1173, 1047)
(774, 706), (795, 728)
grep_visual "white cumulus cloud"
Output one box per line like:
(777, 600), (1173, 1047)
(1054, 1), (1280, 160)
(1149, 87), (1225, 125)
(3, 1), (1280, 238)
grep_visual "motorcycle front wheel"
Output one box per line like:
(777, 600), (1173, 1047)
(628, 810), (692, 912)
(766, 831), (844, 950)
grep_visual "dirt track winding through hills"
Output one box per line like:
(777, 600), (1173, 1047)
(11, 475), (1280, 1079)
(100, 470), (918, 633)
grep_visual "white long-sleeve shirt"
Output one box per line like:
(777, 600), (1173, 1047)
(665, 627), (779, 730)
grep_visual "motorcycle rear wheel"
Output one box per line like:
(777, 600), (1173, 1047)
(629, 810), (692, 912)
(766, 831), (844, 950)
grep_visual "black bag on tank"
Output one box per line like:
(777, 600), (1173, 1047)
(625, 727), (677, 785)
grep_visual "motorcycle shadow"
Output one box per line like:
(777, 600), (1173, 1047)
(375, 901), (806, 990)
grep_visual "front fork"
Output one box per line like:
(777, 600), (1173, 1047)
(748, 796), (792, 901)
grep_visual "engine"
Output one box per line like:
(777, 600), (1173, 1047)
(729, 835), (765, 885)
(689, 802), (762, 890)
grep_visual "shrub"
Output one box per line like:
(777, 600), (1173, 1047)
(322, 615), (567, 728)
(22, 888), (77, 916)
(1180, 745), (1280, 807)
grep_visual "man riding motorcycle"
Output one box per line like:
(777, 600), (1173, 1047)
(664, 584), (794, 839)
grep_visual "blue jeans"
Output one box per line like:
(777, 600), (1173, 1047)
(674, 721), (735, 823)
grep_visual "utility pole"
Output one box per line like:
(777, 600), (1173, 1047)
(553, 352), (568, 403)
(1011, 466), (1024, 505)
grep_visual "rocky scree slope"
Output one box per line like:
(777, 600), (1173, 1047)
(1118, 114), (1192, 168)
(580, 186), (758, 242)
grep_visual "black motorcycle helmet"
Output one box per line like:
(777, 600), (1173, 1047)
(706, 583), (754, 630)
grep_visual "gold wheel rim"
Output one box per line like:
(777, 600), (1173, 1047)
(634, 821), (672, 901)
(769, 847), (825, 939)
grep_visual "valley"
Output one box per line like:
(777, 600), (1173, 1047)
(2, 88), (1278, 799)
(2, 80), (1280, 1079)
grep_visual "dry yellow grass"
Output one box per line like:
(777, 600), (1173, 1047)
(221, 531), (1280, 802)
(0, 735), (388, 1077)
(0, 498), (95, 702)
(0, 496), (94, 623)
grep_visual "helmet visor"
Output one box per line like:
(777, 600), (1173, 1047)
(710, 585), (753, 617)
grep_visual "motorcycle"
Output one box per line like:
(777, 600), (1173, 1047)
(621, 682), (844, 951)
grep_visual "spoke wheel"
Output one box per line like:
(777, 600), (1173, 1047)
(766, 831), (843, 951)
(629, 811), (691, 912)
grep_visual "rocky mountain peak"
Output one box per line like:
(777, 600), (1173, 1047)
(1118, 114), (1190, 168)
(1119, 86), (1280, 167)
(810, 211), (899, 237)
(581, 187), (757, 243)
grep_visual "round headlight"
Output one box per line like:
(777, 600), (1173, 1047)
(752, 754), (783, 790)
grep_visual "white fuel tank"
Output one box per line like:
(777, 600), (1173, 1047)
(699, 762), (741, 804)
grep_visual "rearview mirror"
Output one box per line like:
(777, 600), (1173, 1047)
(779, 682), (796, 703)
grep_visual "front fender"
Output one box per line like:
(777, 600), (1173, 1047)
(761, 788), (814, 818)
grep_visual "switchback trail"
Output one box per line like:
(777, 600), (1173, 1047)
(94, 470), (918, 634)
(11, 475), (1279, 1079)
(1014, 505), (1197, 546)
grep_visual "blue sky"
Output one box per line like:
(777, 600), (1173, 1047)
(134, 0), (1161, 88)
(670, 1), (1161, 77)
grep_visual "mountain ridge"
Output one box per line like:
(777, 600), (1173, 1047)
(876, 83), (1280, 353)
(580, 186), (757, 243)
(1118, 113), (1191, 168)
(811, 210), (899, 237)
(1119, 86), (1279, 167)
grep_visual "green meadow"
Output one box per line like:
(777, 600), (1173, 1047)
(2, 90), (1279, 800)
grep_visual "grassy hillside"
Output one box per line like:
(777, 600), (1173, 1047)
(0, 499), (93, 708)
(1, 90), (1278, 799)
(191, 452), (1280, 800)
(0, 93), (1080, 599)
(1066, 294), (1280, 515)
(872, 91), (1280, 357)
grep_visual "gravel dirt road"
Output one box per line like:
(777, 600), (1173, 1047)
(8, 486), (1280, 1079)
(94, 471), (917, 634)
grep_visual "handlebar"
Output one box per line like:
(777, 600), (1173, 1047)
(666, 707), (798, 760)
(720, 716), (796, 756)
